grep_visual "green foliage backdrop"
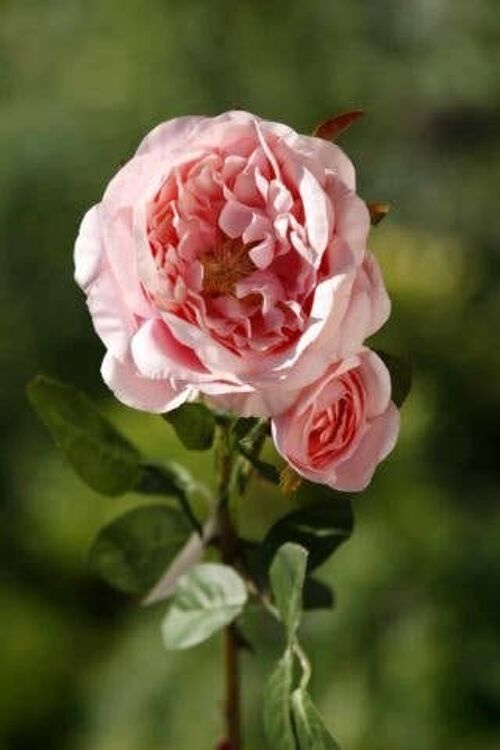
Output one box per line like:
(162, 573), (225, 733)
(1, 0), (499, 748)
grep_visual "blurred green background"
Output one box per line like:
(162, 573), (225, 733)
(1, 0), (500, 748)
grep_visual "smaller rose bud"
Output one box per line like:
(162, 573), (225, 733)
(271, 350), (400, 492)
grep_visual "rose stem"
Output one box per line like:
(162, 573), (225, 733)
(216, 426), (242, 750)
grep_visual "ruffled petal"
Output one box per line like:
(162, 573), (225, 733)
(101, 352), (191, 414)
(131, 318), (210, 382)
(74, 205), (102, 291)
(333, 402), (400, 491)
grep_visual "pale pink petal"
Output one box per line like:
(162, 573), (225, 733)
(358, 350), (392, 418)
(248, 239), (274, 269)
(329, 181), (370, 265)
(101, 352), (191, 414)
(209, 385), (297, 418)
(298, 166), (331, 261)
(135, 116), (206, 157)
(279, 131), (356, 191)
(131, 318), (209, 381)
(74, 205), (102, 291)
(358, 251), (391, 336)
(86, 262), (137, 360)
(333, 403), (400, 491)
(218, 201), (253, 238)
(100, 204), (153, 318)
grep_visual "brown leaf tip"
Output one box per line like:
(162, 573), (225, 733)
(313, 109), (365, 141)
(367, 201), (391, 226)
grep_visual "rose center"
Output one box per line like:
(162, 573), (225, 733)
(201, 238), (255, 296)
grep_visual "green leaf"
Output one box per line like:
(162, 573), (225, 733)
(238, 444), (280, 484)
(270, 543), (308, 642)
(228, 417), (261, 449)
(135, 461), (203, 534)
(88, 505), (192, 595)
(303, 578), (335, 611)
(143, 517), (217, 606)
(230, 417), (278, 484)
(161, 563), (248, 650)
(291, 689), (340, 749)
(263, 493), (354, 571)
(135, 461), (192, 498)
(241, 540), (334, 611)
(296, 480), (345, 507)
(376, 350), (412, 408)
(27, 375), (140, 496)
(263, 649), (297, 750)
(164, 402), (216, 450)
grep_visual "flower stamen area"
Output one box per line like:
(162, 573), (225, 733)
(202, 238), (255, 296)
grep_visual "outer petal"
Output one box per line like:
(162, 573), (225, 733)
(334, 252), (391, 355)
(135, 116), (206, 157)
(273, 272), (356, 393)
(74, 205), (103, 291)
(330, 180), (371, 266)
(101, 352), (191, 414)
(131, 318), (211, 382)
(206, 384), (299, 418)
(274, 128), (357, 192)
(136, 111), (262, 159)
(333, 403), (400, 491)
(358, 349), (392, 418)
(297, 166), (331, 263)
(358, 251), (391, 337)
(74, 205), (137, 360)
(86, 262), (137, 360)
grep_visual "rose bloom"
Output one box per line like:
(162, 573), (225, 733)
(272, 350), (400, 491)
(75, 111), (389, 416)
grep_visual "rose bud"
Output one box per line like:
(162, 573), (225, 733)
(271, 349), (400, 491)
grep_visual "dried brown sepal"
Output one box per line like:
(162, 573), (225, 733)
(313, 109), (365, 141)
(279, 464), (302, 495)
(367, 201), (391, 226)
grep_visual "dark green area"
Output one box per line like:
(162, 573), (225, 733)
(1, 0), (500, 748)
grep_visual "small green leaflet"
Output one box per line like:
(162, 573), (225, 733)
(263, 649), (296, 750)
(88, 504), (192, 595)
(270, 543), (308, 643)
(162, 563), (248, 650)
(27, 375), (140, 496)
(134, 461), (192, 499)
(292, 689), (340, 750)
(164, 402), (216, 451)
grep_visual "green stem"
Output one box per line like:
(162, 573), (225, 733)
(294, 641), (312, 690)
(176, 489), (203, 537)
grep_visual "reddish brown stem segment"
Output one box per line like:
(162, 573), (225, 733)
(216, 431), (242, 750)
(223, 624), (241, 750)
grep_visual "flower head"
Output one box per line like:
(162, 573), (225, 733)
(75, 111), (389, 417)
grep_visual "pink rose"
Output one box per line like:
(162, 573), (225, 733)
(271, 350), (400, 491)
(74, 111), (389, 415)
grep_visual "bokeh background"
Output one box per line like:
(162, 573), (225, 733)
(1, 0), (500, 748)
